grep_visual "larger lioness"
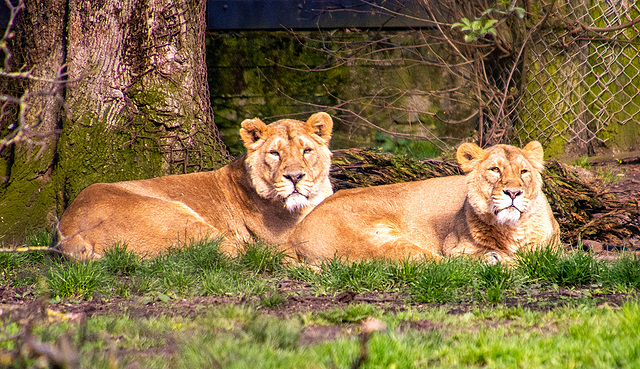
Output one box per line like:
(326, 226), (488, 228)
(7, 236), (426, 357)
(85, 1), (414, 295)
(58, 112), (333, 259)
(285, 141), (559, 264)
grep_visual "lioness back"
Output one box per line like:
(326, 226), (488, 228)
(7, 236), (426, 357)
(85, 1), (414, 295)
(286, 175), (468, 263)
(58, 112), (334, 259)
(285, 141), (559, 265)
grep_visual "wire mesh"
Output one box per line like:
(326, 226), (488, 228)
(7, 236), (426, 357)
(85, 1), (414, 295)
(516, 0), (640, 152)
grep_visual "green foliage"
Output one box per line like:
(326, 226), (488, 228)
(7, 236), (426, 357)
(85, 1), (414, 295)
(574, 156), (592, 169)
(375, 131), (441, 159)
(452, 17), (499, 43)
(451, 5), (525, 43)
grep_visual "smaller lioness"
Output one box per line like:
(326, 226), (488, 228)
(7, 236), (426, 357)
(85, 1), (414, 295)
(58, 112), (334, 259)
(285, 141), (559, 264)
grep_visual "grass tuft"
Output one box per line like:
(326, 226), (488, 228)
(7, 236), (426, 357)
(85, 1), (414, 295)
(389, 258), (427, 285)
(167, 237), (231, 272)
(102, 243), (141, 276)
(26, 230), (53, 247)
(318, 303), (380, 324)
(1, 231), (50, 284)
(516, 246), (563, 282)
(411, 258), (476, 303)
(259, 288), (287, 308)
(47, 260), (105, 299)
(476, 262), (515, 303)
(239, 241), (286, 274)
(318, 258), (395, 292)
(517, 246), (601, 286)
(200, 270), (270, 297)
(242, 314), (302, 350)
(573, 156), (591, 169)
(606, 254), (640, 289)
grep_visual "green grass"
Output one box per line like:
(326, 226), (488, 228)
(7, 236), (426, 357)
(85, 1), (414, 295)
(572, 156), (621, 184)
(5, 233), (640, 367)
(516, 246), (603, 287)
(47, 259), (106, 299)
(5, 300), (640, 368)
(4, 235), (640, 301)
(316, 258), (397, 292)
(410, 258), (477, 303)
(596, 168), (622, 184)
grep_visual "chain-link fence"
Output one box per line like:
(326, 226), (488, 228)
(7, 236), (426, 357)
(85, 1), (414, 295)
(517, 0), (640, 154)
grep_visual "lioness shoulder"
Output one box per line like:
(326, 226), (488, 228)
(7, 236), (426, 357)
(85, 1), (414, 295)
(58, 112), (334, 259)
(284, 141), (559, 264)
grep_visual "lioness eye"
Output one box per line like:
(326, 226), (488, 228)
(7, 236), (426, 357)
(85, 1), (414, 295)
(521, 169), (529, 174)
(303, 148), (312, 155)
(490, 167), (501, 174)
(269, 151), (280, 158)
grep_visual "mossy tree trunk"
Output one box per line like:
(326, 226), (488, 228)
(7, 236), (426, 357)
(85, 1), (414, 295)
(0, 0), (228, 242)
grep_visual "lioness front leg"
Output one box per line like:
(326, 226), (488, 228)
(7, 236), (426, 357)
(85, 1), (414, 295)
(483, 251), (514, 265)
(444, 236), (512, 265)
(442, 234), (480, 258)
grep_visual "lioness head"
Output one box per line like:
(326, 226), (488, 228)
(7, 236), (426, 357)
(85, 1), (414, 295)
(457, 141), (545, 227)
(240, 112), (333, 212)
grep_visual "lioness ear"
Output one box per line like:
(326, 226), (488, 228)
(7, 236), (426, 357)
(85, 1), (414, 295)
(240, 118), (268, 147)
(457, 142), (486, 174)
(305, 112), (333, 143)
(523, 141), (545, 172)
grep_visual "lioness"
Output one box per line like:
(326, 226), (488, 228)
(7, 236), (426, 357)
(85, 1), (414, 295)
(285, 141), (559, 264)
(58, 112), (334, 259)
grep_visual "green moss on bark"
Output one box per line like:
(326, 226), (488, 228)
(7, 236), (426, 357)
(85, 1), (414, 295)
(0, 142), (59, 240)
(55, 108), (165, 206)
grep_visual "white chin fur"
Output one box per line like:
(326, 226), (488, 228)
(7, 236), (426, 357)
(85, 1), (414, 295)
(494, 207), (521, 226)
(285, 193), (310, 212)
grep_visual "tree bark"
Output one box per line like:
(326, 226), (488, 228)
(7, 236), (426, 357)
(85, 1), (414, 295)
(0, 0), (229, 241)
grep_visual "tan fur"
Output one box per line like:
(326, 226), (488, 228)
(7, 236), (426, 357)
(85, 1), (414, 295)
(58, 113), (334, 259)
(285, 141), (559, 265)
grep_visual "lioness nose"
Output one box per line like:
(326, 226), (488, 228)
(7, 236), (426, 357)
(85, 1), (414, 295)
(284, 172), (305, 185)
(503, 189), (522, 199)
